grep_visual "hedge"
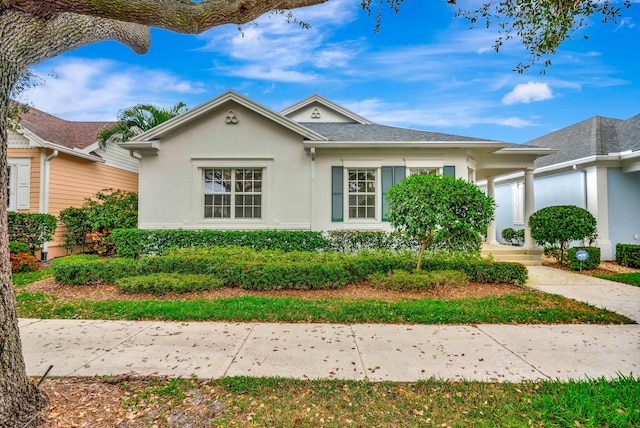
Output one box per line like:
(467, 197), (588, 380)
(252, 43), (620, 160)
(616, 244), (640, 268)
(115, 273), (224, 295)
(567, 247), (601, 271)
(51, 247), (528, 289)
(8, 212), (57, 252)
(111, 229), (331, 257)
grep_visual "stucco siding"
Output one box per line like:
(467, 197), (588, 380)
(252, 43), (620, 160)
(312, 148), (471, 232)
(138, 101), (312, 230)
(607, 168), (640, 256)
(534, 171), (584, 210)
(492, 183), (516, 243)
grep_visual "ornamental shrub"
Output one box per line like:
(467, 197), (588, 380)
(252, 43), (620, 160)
(325, 230), (420, 254)
(111, 229), (331, 258)
(368, 270), (468, 290)
(115, 273), (223, 295)
(58, 206), (91, 253)
(9, 241), (31, 254)
(616, 244), (640, 268)
(10, 252), (39, 273)
(8, 212), (57, 252)
(567, 247), (601, 271)
(386, 174), (495, 270)
(501, 228), (524, 246)
(51, 255), (139, 285)
(529, 205), (597, 265)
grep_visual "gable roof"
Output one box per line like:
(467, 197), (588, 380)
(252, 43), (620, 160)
(280, 94), (373, 124)
(299, 122), (491, 142)
(528, 115), (640, 168)
(128, 90), (327, 143)
(20, 107), (110, 150)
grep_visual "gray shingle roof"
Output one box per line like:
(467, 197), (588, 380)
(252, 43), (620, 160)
(299, 122), (492, 142)
(528, 115), (639, 168)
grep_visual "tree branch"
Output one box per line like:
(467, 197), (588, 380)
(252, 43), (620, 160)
(0, 10), (150, 68)
(5, 0), (328, 33)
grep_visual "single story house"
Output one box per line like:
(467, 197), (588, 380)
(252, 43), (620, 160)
(120, 90), (553, 243)
(8, 107), (139, 258)
(485, 114), (640, 260)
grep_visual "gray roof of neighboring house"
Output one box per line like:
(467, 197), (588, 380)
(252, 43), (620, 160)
(528, 115), (640, 168)
(298, 122), (494, 142)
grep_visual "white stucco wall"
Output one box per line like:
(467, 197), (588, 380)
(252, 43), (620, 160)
(138, 100), (312, 230)
(311, 148), (472, 232)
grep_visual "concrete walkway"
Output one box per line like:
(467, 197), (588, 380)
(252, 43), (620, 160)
(20, 266), (640, 382)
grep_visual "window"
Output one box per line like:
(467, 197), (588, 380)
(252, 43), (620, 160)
(409, 167), (439, 176)
(512, 182), (524, 225)
(204, 168), (262, 219)
(348, 168), (376, 219)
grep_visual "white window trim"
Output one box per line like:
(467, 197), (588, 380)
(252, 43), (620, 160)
(344, 167), (380, 222)
(512, 181), (524, 225)
(7, 163), (17, 212)
(192, 158), (272, 225)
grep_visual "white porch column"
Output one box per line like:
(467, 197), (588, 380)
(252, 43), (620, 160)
(486, 177), (498, 244)
(523, 168), (536, 249)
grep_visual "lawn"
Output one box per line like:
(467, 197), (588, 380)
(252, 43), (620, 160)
(595, 272), (640, 287)
(40, 375), (640, 427)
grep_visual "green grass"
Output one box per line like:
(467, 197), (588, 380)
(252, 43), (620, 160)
(16, 292), (633, 324)
(54, 375), (640, 427)
(12, 268), (52, 288)
(595, 272), (640, 287)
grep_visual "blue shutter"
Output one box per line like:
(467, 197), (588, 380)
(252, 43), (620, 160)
(443, 166), (456, 178)
(382, 166), (406, 221)
(331, 166), (343, 222)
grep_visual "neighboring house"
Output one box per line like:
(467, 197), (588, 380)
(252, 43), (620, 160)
(488, 115), (640, 260)
(8, 107), (139, 259)
(120, 90), (552, 240)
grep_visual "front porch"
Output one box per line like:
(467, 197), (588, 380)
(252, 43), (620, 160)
(481, 243), (543, 265)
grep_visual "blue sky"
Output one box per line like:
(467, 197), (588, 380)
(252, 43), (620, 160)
(23, 0), (640, 144)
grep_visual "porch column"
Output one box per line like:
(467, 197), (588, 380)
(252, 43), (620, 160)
(523, 168), (536, 249)
(486, 177), (498, 244)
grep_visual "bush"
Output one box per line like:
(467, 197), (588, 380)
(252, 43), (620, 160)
(501, 228), (524, 246)
(51, 255), (139, 285)
(567, 247), (601, 271)
(111, 229), (331, 258)
(115, 273), (223, 295)
(9, 241), (31, 254)
(368, 270), (468, 290)
(84, 189), (138, 231)
(8, 212), (57, 252)
(417, 251), (528, 285)
(10, 252), (39, 273)
(529, 205), (597, 265)
(58, 206), (91, 253)
(616, 244), (640, 268)
(325, 230), (420, 254)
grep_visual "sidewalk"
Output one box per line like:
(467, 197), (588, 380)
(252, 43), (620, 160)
(20, 266), (640, 382)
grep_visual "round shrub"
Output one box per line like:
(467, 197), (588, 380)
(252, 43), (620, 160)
(115, 273), (223, 295)
(529, 205), (597, 265)
(10, 252), (39, 273)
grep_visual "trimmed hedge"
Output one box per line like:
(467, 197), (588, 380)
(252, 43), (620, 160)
(368, 270), (468, 290)
(111, 229), (331, 258)
(325, 230), (420, 253)
(115, 273), (224, 295)
(616, 244), (640, 268)
(567, 247), (601, 271)
(52, 247), (528, 289)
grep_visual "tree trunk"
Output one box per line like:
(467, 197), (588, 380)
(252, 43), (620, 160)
(0, 61), (48, 428)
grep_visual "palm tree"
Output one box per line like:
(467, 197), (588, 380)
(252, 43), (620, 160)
(97, 102), (187, 147)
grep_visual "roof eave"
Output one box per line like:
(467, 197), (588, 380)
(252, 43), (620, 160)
(303, 141), (509, 149)
(21, 127), (105, 163)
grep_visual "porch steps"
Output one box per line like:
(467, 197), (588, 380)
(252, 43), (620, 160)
(481, 244), (543, 266)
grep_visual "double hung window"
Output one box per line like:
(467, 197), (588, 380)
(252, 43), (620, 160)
(347, 168), (376, 219)
(204, 168), (262, 219)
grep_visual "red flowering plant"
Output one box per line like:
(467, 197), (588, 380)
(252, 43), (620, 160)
(10, 251), (39, 273)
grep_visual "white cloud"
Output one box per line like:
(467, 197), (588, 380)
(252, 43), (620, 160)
(23, 58), (207, 121)
(502, 82), (553, 105)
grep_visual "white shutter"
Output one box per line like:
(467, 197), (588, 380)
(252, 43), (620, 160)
(16, 159), (30, 210)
